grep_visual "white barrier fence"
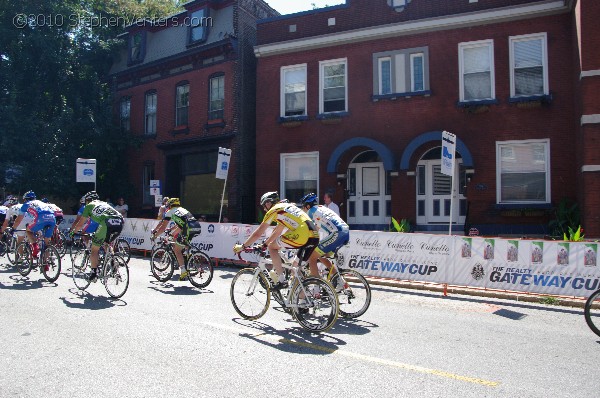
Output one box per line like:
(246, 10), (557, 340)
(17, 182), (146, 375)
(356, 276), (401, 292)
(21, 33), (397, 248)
(60, 217), (600, 297)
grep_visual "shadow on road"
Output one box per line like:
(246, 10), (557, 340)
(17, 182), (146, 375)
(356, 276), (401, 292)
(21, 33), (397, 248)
(0, 274), (57, 290)
(147, 280), (213, 295)
(231, 317), (348, 354)
(60, 288), (127, 310)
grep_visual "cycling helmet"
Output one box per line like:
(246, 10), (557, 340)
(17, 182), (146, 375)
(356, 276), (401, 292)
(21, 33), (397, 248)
(23, 191), (36, 201)
(260, 191), (279, 207)
(162, 196), (170, 204)
(167, 197), (181, 208)
(41, 198), (49, 203)
(300, 193), (318, 207)
(4, 195), (17, 206)
(83, 191), (99, 202)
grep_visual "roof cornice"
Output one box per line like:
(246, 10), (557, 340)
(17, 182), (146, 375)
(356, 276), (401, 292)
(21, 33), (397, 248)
(255, 1), (568, 58)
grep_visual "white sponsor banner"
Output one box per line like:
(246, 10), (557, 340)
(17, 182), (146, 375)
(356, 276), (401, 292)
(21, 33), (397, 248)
(60, 216), (600, 297)
(76, 158), (97, 183)
(216, 147), (232, 180)
(441, 131), (456, 177)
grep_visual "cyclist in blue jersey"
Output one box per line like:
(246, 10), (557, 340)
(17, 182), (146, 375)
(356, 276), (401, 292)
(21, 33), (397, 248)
(12, 191), (56, 257)
(300, 193), (350, 290)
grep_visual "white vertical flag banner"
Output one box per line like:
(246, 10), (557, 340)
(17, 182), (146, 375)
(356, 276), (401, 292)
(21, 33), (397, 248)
(216, 147), (232, 180)
(149, 180), (161, 196)
(441, 131), (456, 177)
(76, 158), (97, 183)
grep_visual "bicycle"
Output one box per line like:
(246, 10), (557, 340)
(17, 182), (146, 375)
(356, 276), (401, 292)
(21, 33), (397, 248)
(1, 228), (18, 263)
(50, 224), (68, 258)
(315, 248), (371, 319)
(584, 288), (600, 337)
(69, 233), (130, 265)
(231, 244), (339, 333)
(150, 233), (214, 289)
(71, 237), (130, 299)
(13, 228), (62, 282)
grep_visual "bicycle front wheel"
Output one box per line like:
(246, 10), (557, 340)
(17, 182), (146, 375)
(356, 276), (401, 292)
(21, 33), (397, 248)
(72, 252), (92, 291)
(187, 251), (214, 288)
(41, 245), (62, 282)
(290, 277), (339, 333)
(150, 246), (175, 282)
(230, 268), (270, 320)
(6, 235), (17, 264)
(15, 242), (33, 276)
(584, 289), (600, 337)
(69, 238), (86, 266)
(103, 255), (129, 299)
(115, 238), (131, 264)
(331, 269), (371, 319)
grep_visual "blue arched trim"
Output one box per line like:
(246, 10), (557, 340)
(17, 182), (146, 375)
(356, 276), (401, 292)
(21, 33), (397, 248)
(400, 131), (474, 170)
(327, 137), (395, 172)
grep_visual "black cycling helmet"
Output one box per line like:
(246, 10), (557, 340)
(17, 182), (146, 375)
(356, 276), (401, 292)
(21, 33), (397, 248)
(300, 193), (318, 207)
(260, 191), (279, 207)
(83, 191), (99, 202)
(41, 198), (49, 203)
(23, 191), (36, 201)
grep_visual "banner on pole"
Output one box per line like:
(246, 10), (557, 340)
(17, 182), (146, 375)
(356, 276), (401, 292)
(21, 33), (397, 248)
(76, 158), (97, 183)
(216, 147), (232, 180)
(149, 180), (160, 196)
(441, 131), (456, 177)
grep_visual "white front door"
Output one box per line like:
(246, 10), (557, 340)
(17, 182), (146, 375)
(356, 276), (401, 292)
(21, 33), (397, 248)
(416, 159), (466, 226)
(346, 162), (390, 226)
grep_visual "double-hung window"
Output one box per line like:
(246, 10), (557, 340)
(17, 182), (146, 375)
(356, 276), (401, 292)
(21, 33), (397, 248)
(209, 74), (224, 120)
(120, 97), (131, 132)
(320, 59), (347, 114)
(281, 64), (307, 117)
(145, 91), (157, 135)
(459, 40), (495, 102)
(373, 47), (429, 96)
(176, 83), (189, 126)
(280, 152), (319, 201)
(496, 139), (550, 203)
(509, 33), (548, 97)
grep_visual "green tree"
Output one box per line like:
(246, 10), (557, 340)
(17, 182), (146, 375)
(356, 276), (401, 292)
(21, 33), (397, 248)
(0, 0), (181, 200)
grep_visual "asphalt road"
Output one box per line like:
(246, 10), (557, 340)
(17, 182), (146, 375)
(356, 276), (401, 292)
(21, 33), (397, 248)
(0, 254), (598, 397)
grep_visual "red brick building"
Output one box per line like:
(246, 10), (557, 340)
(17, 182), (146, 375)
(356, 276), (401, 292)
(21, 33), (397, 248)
(109, 0), (277, 223)
(255, 0), (600, 237)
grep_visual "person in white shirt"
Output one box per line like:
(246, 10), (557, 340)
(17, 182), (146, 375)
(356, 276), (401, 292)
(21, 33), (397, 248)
(114, 197), (128, 218)
(323, 192), (340, 216)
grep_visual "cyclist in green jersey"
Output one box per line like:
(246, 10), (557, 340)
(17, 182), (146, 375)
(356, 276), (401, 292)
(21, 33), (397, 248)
(70, 191), (124, 282)
(151, 197), (201, 280)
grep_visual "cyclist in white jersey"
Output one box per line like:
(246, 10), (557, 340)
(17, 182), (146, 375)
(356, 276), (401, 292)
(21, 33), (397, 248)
(2, 196), (24, 238)
(299, 193), (350, 289)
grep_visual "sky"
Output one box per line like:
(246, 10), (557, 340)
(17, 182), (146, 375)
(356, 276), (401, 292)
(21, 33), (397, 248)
(265, 0), (345, 15)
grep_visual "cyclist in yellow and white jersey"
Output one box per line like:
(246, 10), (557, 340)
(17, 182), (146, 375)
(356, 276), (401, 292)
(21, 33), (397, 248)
(233, 191), (319, 289)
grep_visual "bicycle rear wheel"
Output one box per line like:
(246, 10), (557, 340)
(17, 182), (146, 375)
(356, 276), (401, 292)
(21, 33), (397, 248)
(72, 252), (92, 291)
(230, 268), (270, 320)
(291, 277), (338, 333)
(150, 246), (174, 282)
(115, 238), (131, 264)
(15, 242), (33, 276)
(331, 269), (371, 319)
(41, 245), (62, 282)
(584, 289), (600, 337)
(187, 251), (214, 288)
(103, 255), (129, 299)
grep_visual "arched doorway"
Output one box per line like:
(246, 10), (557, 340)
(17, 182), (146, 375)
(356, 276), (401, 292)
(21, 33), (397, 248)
(346, 150), (391, 229)
(416, 147), (467, 228)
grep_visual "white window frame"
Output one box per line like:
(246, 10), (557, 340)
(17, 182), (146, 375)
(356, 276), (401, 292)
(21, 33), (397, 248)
(509, 32), (548, 97)
(459, 39), (495, 102)
(280, 151), (319, 201)
(410, 52), (424, 92)
(319, 58), (347, 114)
(209, 75), (225, 120)
(495, 139), (551, 204)
(145, 92), (157, 135)
(280, 64), (307, 118)
(378, 57), (392, 95)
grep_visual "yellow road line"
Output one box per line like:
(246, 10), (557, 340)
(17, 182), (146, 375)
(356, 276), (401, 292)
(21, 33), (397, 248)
(203, 321), (499, 387)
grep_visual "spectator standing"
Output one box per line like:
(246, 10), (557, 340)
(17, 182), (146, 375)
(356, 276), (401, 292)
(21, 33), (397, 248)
(157, 196), (169, 220)
(323, 192), (340, 216)
(114, 197), (129, 218)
